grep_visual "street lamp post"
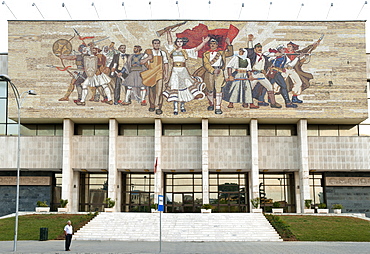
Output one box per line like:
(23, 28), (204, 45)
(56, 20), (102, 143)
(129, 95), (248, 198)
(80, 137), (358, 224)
(0, 74), (36, 252)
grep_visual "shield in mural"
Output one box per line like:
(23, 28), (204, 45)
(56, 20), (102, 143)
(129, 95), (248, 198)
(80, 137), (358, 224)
(84, 56), (98, 78)
(52, 39), (72, 56)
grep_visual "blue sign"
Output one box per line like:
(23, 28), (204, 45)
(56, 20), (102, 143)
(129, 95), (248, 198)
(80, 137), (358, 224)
(158, 195), (164, 212)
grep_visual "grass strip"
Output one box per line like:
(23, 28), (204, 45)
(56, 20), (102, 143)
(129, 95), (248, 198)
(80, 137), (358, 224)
(0, 213), (97, 241)
(276, 215), (370, 241)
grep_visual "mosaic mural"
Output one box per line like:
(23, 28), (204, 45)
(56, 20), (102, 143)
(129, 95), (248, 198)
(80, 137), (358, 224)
(8, 21), (368, 120)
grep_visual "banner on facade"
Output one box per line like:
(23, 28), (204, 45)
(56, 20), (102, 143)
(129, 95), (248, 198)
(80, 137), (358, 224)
(0, 176), (51, 186)
(326, 177), (370, 187)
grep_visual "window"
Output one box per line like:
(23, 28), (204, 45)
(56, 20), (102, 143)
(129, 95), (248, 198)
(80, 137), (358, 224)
(121, 173), (155, 212)
(119, 124), (154, 136)
(75, 124), (109, 136)
(79, 173), (108, 212)
(209, 173), (248, 213)
(163, 124), (201, 136)
(308, 125), (359, 136)
(21, 124), (63, 136)
(0, 80), (8, 135)
(309, 173), (324, 205)
(209, 124), (249, 136)
(259, 173), (296, 213)
(258, 124), (297, 136)
(164, 173), (203, 213)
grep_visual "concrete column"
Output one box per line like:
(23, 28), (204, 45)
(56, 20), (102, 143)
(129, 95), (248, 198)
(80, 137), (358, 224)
(61, 119), (76, 212)
(108, 119), (120, 211)
(250, 119), (259, 207)
(154, 119), (163, 202)
(202, 119), (209, 204)
(72, 171), (79, 211)
(297, 119), (310, 213)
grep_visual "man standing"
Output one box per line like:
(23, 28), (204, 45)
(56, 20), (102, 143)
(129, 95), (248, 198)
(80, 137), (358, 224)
(110, 44), (129, 105)
(140, 39), (169, 115)
(203, 37), (233, 114)
(121, 45), (147, 106)
(64, 220), (73, 251)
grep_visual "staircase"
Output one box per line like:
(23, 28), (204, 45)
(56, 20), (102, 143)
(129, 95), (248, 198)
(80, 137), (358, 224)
(73, 213), (282, 241)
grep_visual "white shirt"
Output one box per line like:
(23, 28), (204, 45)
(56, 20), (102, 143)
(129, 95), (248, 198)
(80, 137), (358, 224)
(209, 51), (223, 67)
(142, 49), (169, 64)
(64, 224), (73, 234)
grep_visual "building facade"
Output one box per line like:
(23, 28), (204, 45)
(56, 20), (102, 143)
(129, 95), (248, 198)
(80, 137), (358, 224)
(0, 20), (369, 216)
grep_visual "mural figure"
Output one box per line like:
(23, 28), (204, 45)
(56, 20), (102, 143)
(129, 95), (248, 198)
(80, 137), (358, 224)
(163, 30), (209, 115)
(252, 36), (322, 106)
(121, 45), (147, 106)
(58, 44), (88, 103)
(77, 46), (112, 106)
(245, 35), (282, 108)
(265, 45), (298, 108)
(203, 37), (233, 114)
(283, 37), (322, 103)
(110, 44), (129, 105)
(92, 46), (113, 105)
(140, 39), (169, 115)
(223, 48), (258, 109)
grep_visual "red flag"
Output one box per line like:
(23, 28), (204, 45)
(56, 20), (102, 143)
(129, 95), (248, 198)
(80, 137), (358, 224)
(176, 23), (239, 58)
(154, 157), (158, 174)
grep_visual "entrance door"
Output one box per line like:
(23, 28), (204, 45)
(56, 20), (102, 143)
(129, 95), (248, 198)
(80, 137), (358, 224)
(121, 173), (154, 212)
(165, 173), (202, 213)
(209, 173), (248, 213)
(79, 172), (108, 212)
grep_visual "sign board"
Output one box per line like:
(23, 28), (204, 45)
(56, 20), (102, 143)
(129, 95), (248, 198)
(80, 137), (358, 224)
(158, 195), (164, 212)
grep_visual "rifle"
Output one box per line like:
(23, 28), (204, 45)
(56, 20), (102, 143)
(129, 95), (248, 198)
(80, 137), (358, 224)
(156, 21), (187, 37)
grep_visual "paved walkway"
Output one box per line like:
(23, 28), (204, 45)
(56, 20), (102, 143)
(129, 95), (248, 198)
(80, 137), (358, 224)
(2, 240), (370, 254)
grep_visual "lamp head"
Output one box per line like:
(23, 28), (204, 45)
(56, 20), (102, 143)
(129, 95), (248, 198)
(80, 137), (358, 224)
(0, 74), (11, 82)
(27, 90), (37, 95)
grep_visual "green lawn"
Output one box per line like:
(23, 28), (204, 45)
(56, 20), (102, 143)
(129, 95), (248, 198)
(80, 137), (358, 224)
(0, 214), (95, 241)
(276, 215), (370, 241)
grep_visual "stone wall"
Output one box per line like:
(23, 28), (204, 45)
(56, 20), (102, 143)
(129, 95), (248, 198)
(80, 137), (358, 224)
(7, 20), (367, 123)
(325, 172), (370, 217)
(0, 171), (53, 216)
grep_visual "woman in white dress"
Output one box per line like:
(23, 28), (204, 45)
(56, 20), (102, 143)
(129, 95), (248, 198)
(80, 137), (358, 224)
(163, 30), (209, 115)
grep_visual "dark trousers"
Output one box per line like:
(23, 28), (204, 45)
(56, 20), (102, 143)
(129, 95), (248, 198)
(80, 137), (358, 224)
(65, 234), (72, 250)
(270, 72), (291, 104)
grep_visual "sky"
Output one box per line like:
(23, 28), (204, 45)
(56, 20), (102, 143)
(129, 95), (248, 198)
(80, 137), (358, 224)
(0, 0), (369, 53)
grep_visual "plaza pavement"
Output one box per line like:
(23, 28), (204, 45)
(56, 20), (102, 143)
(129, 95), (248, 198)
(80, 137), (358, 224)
(2, 240), (370, 254)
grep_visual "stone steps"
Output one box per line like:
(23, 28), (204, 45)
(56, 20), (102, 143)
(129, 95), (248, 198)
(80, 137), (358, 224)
(73, 213), (282, 242)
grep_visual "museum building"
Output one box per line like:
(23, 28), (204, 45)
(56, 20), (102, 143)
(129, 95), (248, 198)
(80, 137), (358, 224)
(0, 20), (370, 217)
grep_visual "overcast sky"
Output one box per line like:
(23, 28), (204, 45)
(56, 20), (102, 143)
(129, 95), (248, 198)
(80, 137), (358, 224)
(0, 0), (369, 53)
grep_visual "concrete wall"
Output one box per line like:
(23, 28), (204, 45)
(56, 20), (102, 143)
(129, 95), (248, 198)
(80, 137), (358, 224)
(209, 136), (250, 170)
(308, 137), (370, 170)
(162, 136), (202, 170)
(259, 137), (299, 170)
(0, 136), (63, 169)
(117, 136), (155, 170)
(72, 136), (109, 169)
